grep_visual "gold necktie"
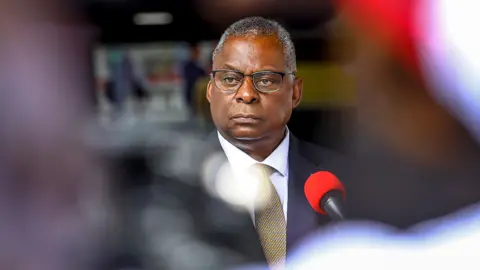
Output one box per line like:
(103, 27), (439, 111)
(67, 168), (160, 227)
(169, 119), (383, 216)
(252, 164), (286, 270)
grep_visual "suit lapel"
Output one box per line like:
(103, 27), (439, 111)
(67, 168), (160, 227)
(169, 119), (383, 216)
(286, 136), (330, 258)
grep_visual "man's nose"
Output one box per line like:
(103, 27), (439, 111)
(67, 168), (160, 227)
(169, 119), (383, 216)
(235, 77), (259, 104)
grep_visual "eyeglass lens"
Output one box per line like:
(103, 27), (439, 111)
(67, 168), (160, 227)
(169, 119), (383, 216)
(214, 70), (283, 93)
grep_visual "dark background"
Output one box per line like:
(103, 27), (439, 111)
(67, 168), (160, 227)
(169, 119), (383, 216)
(86, 0), (335, 45)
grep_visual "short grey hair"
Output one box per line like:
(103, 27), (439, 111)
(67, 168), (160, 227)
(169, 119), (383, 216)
(212, 16), (297, 72)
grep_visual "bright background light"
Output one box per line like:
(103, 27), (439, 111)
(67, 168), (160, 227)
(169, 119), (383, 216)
(133, 12), (173, 25)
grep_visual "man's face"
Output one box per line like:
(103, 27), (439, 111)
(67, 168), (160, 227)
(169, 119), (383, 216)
(207, 35), (302, 142)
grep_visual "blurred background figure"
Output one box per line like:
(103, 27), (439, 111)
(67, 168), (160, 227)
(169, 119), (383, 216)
(105, 48), (150, 120)
(105, 48), (134, 116)
(182, 44), (207, 118)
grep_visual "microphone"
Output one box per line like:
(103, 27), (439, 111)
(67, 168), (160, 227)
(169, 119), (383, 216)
(304, 171), (346, 221)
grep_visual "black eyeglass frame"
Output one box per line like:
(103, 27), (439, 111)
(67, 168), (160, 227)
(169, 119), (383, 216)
(210, 69), (296, 93)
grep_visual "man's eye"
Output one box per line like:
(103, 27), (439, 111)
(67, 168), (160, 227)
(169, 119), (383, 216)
(259, 79), (273, 86)
(223, 77), (239, 83)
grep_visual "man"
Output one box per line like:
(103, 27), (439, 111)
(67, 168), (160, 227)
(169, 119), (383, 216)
(204, 17), (351, 268)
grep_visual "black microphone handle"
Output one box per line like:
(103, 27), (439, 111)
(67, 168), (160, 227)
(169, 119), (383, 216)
(320, 190), (345, 221)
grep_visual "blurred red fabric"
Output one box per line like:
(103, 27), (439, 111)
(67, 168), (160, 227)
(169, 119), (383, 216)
(336, 0), (424, 76)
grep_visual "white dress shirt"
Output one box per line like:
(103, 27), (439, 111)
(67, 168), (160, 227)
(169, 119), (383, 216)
(217, 129), (290, 221)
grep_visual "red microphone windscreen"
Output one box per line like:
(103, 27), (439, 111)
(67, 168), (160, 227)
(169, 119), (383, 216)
(304, 171), (346, 215)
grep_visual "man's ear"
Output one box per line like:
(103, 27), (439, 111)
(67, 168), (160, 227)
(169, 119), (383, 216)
(292, 77), (303, 108)
(206, 80), (213, 103)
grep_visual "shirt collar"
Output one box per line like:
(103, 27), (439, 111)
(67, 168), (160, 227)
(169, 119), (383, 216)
(217, 128), (290, 176)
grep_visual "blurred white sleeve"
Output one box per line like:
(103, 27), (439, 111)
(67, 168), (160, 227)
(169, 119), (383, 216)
(288, 222), (412, 270)
(289, 204), (480, 270)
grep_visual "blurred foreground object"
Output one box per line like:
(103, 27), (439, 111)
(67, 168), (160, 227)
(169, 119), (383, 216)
(290, 203), (480, 270)
(338, 0), (480, 146)
(334, 0), (480, 228)
(0, 0), (108, 269)
(92, 122), (270, 270)
(280, 0), (480, 269)
(417, 0), (480, 144)
(284, 0), (480, 268)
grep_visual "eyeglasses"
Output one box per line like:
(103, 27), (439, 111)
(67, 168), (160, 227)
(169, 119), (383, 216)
(211, 69), (296, 93)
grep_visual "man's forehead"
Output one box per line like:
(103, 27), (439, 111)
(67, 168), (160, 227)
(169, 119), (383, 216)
(214, 35), (286, 71)
(221, 35), (282, 54)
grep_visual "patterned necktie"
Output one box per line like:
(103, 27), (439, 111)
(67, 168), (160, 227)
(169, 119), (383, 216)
(251, 163), (286, 270)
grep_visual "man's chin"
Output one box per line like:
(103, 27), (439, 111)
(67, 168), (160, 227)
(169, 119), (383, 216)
(233, 136), (263, 141)
(230, 131), (265, 141)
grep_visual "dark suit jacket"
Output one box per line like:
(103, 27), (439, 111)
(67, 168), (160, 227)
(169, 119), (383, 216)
(202, 130), (353, 267)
